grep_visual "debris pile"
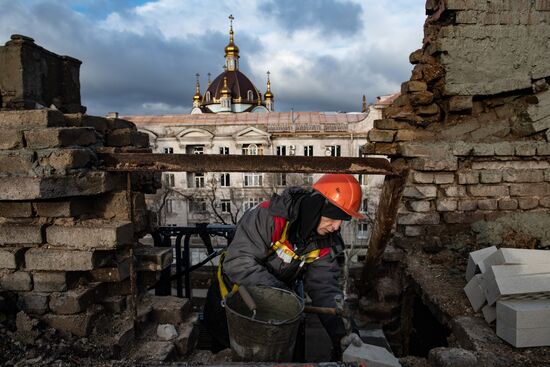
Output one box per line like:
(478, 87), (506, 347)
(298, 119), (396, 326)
(464, 247), (550, 347)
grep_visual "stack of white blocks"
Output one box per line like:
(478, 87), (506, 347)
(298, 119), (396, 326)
(463, 246), (550, 348)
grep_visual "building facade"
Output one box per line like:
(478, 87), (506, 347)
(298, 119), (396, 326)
(124, 16), (394, 253)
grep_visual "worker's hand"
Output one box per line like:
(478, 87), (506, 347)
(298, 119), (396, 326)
(340, 332), (362, 351)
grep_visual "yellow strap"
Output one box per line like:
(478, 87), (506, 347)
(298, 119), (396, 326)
(270, 220), (321, 264)
(217, 252), (238, 299)
(280, 221), (289, 242)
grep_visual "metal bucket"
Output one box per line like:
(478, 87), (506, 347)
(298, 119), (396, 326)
(223, 286), (304, 362)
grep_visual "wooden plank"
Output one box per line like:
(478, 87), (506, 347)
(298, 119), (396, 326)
(98, 153), (398, 175)
(360, 160), (408, 294)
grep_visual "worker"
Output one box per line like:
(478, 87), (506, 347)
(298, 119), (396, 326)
(203, 173), (365, 359)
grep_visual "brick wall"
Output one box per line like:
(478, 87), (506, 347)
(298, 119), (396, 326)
(364, 0), (550, 251)
(0, 107), (163, 336)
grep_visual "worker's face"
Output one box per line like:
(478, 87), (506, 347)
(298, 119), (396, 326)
(316, 216), (343, 236)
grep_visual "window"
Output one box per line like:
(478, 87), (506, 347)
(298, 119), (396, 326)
(247, 90), (254, 101)
(325, 145), (341, 157)
(358, 223), (369, 239)
(220, 200), (231, 214)
(303, 173), (314, 186)
(244, 173), (263, 187)
(195, 173), (205, 188)
(220, 173), (231, 187)
(190, 199), (207, 212)
(276, 146), (287, 156)
(276, 173), (287, 186)
(242, 144), (263, 155)
(164, 173), (175, 187)
(219, 146), (229, 155)
(205, 91), (211, 103)
(192, 146), (204, 155)
(359, 174), (368, 186)
(166, 199), (175, 213)
(163, 147), (174, 154)
(304, 145), (313, 156)
(362, 198), (369, 212)
(243, 198), (263, 211)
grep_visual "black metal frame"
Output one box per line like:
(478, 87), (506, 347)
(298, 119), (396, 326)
(152, 223), (236, 298)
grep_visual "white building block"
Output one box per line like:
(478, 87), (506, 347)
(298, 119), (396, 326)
(466, 246), (498, 281)
(497, 299), (550, 329)
(482, 304), (496, 323)
(464, 274), (486, 312)
(343, 342), (401, 367)
(484, 264), (550, 283)
(496, 322), (550, 348)
(485, 274), (550, 305)
(482, 264), (550, 295)
(482, 248), (550, 270)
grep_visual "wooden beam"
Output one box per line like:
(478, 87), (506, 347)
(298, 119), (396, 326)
(360, 160), (408, 295)
(98, 153), (398, 176)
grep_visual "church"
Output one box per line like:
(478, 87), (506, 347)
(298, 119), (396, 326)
(123, 16), (394, 255)
(190, 15), (273, 114)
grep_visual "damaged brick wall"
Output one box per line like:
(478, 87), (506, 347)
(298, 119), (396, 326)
(0, 107), (166, 338)
(365, 0), (550, 250)
(0, 37), (176, 348)
(0, 35), (85, 113)
(358, 0), (550, 360)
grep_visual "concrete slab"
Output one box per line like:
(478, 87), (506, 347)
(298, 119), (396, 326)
(485, 273), (550, 305)
(33, 272), (64, 292)
(174, 313), (199, 356)
(496, 322), (550, 348)
(0, 221), (43, 245)
(0, 172), (119, 200)
(0, 271), (32, 291)
(497, 299), (550, 329)
(358, 324), (392, 352)
(40, 304), (104, 337)
(135, 246), (172, 271)
(0, 247), (27, 269)
(463, 274), (486, 312)
(483, 264), (550, 286)
(89, 258), (130, 282)
(466, 246), (497, 281)
(482, 248), (550, 270)
(25, 247), (111, 271)
(17, 292), (49, 315)
(46, 220), (134, 250)
(482, 305), (496, 324)
(151, 296), (190, 324)
(49, 283), (102, 315)
(343, 342), (401, 367)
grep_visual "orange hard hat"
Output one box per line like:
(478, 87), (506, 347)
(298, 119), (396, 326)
(312, 174), (365, 219)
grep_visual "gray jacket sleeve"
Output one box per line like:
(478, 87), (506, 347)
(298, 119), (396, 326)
(223, 206), (287, 289)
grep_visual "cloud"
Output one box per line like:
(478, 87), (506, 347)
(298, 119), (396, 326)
(0, 0), (426, 115)
(258, 0), (363, 36)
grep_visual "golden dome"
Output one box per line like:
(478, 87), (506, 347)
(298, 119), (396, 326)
(224, 15), (240, 58)
(220, 76), (231, 97)
(264, 71), (274, 100)
(193, 73), (202, 102)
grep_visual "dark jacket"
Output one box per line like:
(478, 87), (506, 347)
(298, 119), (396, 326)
(223, 187), (346, 344)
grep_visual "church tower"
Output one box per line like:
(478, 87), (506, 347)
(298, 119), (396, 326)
(191, 15), (273, 114)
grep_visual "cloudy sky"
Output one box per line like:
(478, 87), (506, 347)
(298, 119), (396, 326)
(0, 0), (426, 116)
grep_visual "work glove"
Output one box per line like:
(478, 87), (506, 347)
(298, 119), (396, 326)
(340, 332), (362, 351)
